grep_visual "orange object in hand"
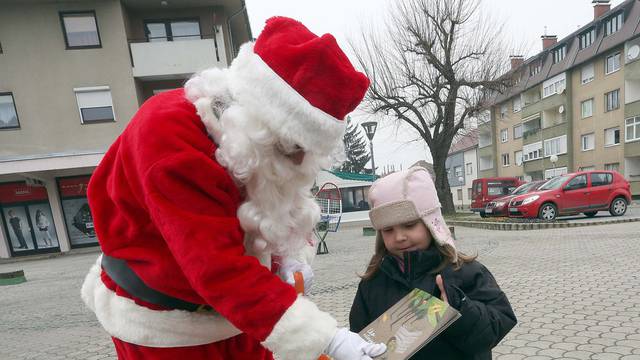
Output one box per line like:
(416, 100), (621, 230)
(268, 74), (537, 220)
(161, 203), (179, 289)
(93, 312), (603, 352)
(293, 272), (333, 360)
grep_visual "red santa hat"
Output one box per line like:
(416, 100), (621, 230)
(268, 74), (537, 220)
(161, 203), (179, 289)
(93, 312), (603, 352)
(228, 16), (370, 155)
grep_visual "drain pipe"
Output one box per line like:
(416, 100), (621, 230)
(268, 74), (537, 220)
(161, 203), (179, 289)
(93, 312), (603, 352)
(226, 0), (251, 57)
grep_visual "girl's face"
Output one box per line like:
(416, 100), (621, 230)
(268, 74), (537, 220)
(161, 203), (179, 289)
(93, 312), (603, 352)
(381, 220), (432, 257)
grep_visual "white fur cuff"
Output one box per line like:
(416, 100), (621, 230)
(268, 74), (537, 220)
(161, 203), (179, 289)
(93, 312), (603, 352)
(262, 296), (338, 360)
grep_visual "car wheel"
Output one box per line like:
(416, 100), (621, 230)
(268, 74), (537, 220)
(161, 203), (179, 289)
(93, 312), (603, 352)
(584, 211), (598, 218)
(480, 211), (487, 218)
(538, 203), (557, 221)
(609, 197), (627, 216)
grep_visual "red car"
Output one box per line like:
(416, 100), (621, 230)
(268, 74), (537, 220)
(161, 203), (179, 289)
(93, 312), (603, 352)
(508, 171), (631, 220)
(484, 180), (546, 216)
(471, 177), (523, 217)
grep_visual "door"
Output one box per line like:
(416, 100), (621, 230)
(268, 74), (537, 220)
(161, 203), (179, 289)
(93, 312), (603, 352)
(588, 173), (612, 210)
(559, 174), (589, 214)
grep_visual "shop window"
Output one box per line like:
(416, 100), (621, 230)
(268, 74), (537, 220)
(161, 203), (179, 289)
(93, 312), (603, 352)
(340, 186), (371, 213)
(57, 176), (98, 248)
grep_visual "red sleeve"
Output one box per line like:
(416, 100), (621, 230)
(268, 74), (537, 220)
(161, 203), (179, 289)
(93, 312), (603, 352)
(142, 150), (298, 342)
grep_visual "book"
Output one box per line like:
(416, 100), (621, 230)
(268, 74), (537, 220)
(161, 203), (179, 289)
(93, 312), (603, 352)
(358, 288), (461, 360)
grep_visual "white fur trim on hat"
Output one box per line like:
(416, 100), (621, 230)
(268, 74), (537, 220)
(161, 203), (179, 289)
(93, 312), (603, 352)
(228, 43), (345, 156)
(262, 296), (337, 360)
(80, 255), (242, 347)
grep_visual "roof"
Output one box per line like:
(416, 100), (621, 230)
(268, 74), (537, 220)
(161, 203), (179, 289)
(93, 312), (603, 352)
(328, 171), (377, 182)
(448, 129), (479, 155)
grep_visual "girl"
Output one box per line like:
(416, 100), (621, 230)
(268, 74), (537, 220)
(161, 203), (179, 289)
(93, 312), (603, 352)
(350, 167), (516, 360)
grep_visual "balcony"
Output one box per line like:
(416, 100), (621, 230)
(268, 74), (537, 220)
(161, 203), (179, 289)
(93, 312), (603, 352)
(130, 33), (227, 80)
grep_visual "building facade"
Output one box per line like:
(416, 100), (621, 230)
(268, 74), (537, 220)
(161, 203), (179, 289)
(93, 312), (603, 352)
(482, 0), (640, 198)
(0, 0), (251, 258)
(446, 130), (479, 209)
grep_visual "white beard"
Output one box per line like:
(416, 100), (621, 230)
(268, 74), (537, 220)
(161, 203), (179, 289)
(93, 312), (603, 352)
(215, 104), (334, 258)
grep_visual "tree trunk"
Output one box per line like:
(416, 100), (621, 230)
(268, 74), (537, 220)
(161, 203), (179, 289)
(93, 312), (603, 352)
(431, 150), (456, 215)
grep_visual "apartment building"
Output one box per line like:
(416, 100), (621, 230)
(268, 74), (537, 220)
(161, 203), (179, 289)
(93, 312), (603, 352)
(481, 0), (640, 199)
(446, 129), (479, 210)
(0, 0), (252, 258)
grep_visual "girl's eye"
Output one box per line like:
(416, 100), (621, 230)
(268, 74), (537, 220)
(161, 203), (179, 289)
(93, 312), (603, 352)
(382, 227), (393, 233)
(404, 222), (418, 228)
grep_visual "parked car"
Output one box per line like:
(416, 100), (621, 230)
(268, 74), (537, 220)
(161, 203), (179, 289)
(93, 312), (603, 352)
(485, 180), (546, 216)
(471, 177), (524, 217)
(507, 171), (631, 220)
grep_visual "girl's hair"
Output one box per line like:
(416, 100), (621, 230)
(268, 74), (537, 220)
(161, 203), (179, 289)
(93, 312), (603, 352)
(360, 222), (476, 280)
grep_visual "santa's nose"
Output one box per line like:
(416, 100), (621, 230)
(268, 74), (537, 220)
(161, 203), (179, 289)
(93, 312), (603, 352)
(287, 150), (306, 165)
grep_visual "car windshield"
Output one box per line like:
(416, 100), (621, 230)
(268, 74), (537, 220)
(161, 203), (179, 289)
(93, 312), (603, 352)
(538, 175), (571, 190)
(512, 182), (537, 195)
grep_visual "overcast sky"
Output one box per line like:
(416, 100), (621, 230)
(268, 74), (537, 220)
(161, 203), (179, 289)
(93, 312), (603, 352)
(244, 0), (625, 171)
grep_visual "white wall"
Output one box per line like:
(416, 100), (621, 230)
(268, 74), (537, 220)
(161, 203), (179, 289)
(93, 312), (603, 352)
(451, 148), (477, 209)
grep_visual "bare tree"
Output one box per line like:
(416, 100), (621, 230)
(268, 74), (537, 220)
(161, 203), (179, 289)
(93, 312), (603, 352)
(351, 0), (512, 214)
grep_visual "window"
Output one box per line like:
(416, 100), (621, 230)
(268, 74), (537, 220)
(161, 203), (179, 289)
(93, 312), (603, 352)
(581, 63), (594, 84)
(523, 141), (542, 162)
(501, 129), (508, 143)
(545, 167), (567, 179)
(604, 12), (624, 36)
(500, 104), (507, 118)
(529, 61), (541, 76)
(591, 172), (613, 187)
(513, 124), (523, 139)
(579, 166), (595, 171)
(74, 87), (115, 124)
(544, 135), (567, 157)
(340, 186), (370, 212)
(454, 166), (463, 178)
(466, 163), (473, 175)
(542, 73), (566, 98)
(513, 97), (521, 113)
(515, 150), (523, 166)
(501, 153), (510, 167)
(581, 99), (593, 118)
(0, 93), (20, 129)
(626, 116), (640, 142)
(60, 11), (101, 49)
(579, 28), (595, 49)
(605, 52), (621, 74)
(604, 127), (620, 146)
(552, 45), (566, 64)
(145, 19), (201, 42)
(604, 163), (620, 172)
(457, 189), (463, 200)
(566, 174), (588, 190)
(605, 89), (620, 112)
(581, 133), (595, 151)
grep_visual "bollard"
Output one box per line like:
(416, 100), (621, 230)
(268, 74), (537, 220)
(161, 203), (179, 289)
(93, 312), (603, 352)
(362, 226), (376, 236)
(0, 270), (26, 286)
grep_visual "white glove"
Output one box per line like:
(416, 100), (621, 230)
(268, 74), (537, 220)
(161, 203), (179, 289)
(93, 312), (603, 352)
(325, 328), (387, 360)
(278, 258), (314, 294)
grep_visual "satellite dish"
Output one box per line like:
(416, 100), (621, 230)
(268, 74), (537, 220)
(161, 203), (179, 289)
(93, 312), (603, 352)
(550, 154), (559, 164)
(628, 45), (640, 61)
(558, 105), (565, 114)
(557, 85), (566, 94)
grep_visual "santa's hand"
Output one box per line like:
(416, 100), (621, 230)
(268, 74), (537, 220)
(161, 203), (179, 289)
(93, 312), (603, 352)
(325, 328), (387, 360)
(278, 258), (313, 294)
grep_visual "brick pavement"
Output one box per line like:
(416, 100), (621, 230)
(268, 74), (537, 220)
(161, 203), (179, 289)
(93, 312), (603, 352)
(1, 222), (639, 359)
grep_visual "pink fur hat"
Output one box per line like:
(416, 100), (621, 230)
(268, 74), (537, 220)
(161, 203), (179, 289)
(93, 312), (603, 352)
(368, 167), (456, 250)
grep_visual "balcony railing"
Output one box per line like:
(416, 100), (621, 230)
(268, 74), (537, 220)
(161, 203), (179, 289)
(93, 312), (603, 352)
(522, 128), (541, 139)
(129, 31), (227, 79)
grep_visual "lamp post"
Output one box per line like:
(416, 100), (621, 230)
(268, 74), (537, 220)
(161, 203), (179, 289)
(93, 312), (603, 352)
(458, 176), (465, 211)
(361, 121), (378, 177)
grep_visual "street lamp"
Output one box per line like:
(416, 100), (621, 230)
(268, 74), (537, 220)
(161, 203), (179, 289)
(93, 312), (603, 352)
(361, 121), (378, 177)
(458, 176), (465, 211)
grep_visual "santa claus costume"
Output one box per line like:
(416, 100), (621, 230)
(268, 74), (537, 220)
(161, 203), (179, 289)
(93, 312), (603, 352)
(81, 16), (384, 360)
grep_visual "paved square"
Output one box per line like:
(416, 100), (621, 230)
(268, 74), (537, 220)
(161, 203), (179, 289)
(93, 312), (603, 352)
(1, 221), (639, 359)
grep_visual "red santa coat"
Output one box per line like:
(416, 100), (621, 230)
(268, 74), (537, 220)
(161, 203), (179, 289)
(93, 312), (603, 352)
(81, 89), (337, 359)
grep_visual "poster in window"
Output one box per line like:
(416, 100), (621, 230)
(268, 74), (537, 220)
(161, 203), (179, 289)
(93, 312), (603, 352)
(2, 206), (33, 252)
(58, 176), (98, 246)
(27, 204), (59, 249)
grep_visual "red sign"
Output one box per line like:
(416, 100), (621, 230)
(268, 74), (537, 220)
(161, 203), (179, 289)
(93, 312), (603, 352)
(0, 182), (49, 204)
(58, 176), (91, 198)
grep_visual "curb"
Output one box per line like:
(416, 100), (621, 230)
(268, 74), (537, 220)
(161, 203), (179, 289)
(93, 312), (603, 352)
(447, 217), (640, 231)
(0, 247), (101, 265)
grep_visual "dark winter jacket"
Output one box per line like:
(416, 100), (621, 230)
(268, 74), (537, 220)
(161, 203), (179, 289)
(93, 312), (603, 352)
(349, 246), (517, 360)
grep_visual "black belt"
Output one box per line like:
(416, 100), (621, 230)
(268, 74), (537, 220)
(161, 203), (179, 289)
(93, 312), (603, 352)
(101, 255), (213, 313)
